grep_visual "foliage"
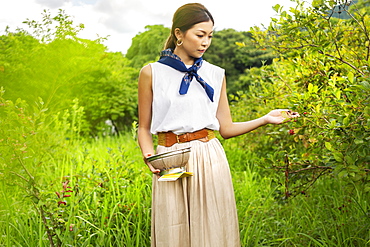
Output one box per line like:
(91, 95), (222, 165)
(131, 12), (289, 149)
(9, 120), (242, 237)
(0, 87), (84, 246)
(0, 10), (139, 136)
(1, 127), (369, 246)
(71, 51), (139, 135)
(231, 0), (370, 198)
(228, 146), (370, 246)
(204, 29), (275, 94)
(0, 108), (152, 246)
(126, 25), (170, 68)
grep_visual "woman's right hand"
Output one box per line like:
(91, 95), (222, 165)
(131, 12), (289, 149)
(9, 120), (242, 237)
(143, 154), (161, 176)
(263, 109), (300, 125)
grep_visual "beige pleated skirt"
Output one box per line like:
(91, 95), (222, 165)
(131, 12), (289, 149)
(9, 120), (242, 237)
(151, 138), (240, 247)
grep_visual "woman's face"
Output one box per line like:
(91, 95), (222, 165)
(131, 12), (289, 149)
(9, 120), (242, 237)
(175, 20), (214, 63)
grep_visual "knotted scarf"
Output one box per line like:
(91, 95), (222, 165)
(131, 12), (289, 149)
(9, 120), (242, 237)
(157, 49), (214, 102)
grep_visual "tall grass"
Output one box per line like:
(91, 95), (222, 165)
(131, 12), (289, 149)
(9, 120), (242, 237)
(223, 137), (370, 247)
(1, 134), (369, 246)
(1, 134), (152, 246)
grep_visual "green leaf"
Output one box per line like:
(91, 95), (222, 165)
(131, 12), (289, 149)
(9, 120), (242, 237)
(271, 18), (278, 23)
(338, 170), (348, 178)
(359, 81), (370, 91)
(312, 0), (324, 8)
(335, 89), (341, 100)
(273, 4), (281, 13)
(308, 83), (313, 93)
(329, 119), (337, 129)
(347, 72), (354, 83)
(333, 152), (344, 162)
(364, 185), (370, 193)
(325, 142), (333, 151)
(354, 139), (364, 145)
(343, 116), (350, 126)
(348, 165), (360, 172)
(345, 156), (355, 165)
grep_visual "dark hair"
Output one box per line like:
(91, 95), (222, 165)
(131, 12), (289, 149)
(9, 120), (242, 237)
(164, 3), (214, 50)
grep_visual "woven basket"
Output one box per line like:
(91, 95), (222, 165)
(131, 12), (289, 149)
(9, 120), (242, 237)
(147, 147), (191, 171)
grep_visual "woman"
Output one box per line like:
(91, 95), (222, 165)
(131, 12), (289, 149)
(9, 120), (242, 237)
(138, 3), (299, 247)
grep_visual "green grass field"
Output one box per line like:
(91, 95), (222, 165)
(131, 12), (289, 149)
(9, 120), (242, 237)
(1, 134), (369, 246)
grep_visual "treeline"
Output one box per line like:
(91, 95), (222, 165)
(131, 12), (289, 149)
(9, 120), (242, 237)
(1, 10), (139, 136)
(0, 10), (272, 137)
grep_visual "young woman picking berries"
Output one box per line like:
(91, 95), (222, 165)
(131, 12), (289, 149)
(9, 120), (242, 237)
(137, 3), (300, 246)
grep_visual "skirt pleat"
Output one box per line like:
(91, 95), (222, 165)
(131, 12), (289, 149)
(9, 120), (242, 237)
(151, 138), (240, 247)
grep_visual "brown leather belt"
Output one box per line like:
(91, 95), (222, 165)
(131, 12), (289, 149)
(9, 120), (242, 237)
(157, 129), (215, 147)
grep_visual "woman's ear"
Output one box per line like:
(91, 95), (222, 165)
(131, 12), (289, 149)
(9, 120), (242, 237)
(174, 28), (183, 40)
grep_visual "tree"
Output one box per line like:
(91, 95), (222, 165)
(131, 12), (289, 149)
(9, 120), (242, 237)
(203, 29), (275, 94)
(125, 25), (170, 68)
(0, 10), (139, 136)
(74, 52), (139, 135)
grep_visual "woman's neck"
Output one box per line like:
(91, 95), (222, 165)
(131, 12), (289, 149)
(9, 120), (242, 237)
(173, 48), (194, 65)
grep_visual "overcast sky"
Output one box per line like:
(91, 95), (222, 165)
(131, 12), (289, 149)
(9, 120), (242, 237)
(1, 0), (305, 54)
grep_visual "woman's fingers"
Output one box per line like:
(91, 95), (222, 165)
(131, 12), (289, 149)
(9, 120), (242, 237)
(280, 109), (300, 118)
(147, 163), (161, 176)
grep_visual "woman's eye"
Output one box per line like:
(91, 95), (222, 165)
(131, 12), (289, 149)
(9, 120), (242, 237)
(197, 35), (204, 38)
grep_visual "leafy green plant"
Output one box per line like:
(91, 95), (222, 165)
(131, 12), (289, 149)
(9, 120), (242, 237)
(232, 0), (369, 198)
(1, 9), (139, 135)
(0, 88), (85, 246)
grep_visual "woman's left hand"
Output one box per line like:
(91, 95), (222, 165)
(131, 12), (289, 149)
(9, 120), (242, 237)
(264, 109), (300, 125)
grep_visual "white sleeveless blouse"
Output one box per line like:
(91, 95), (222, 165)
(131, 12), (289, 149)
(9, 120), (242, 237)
(150, 61), (225, 135)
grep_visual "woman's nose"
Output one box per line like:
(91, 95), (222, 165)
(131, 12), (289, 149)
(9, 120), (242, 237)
(202, 38), (209, 46)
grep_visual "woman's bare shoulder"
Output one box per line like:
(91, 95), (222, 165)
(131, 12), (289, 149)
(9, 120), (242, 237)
(140, 64), (152, 76)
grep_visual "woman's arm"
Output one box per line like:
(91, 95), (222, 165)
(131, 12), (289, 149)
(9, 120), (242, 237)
(137, 64), (160, 174)
(216, 76), (299, 139)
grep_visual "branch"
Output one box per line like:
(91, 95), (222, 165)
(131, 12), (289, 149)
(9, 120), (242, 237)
(276, 44), (362, 74)
(274, 36), (366, 76)
(317, 50), (365, 76)
(291, 168), (330, 198)
(277, 44), (320, 50)
(273, 164), (333, 172)
(38, 205), (56, 247)
(17, 156), (35, 180)
(10, 171), (29, 183)
(326, 12), (343, 61)
(289, 165), (333, 173)
(342, 3), (370, 61)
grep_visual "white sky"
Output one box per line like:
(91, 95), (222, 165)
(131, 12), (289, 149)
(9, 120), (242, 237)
(0, 0), (306, 54)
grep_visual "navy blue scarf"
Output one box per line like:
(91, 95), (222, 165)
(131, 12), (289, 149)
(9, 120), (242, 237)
(157, 49), (214, 102)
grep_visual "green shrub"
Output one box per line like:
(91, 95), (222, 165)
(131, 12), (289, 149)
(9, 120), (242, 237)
(232, 0), (370, 198)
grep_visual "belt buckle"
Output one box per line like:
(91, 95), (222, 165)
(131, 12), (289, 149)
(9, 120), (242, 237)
(177, 133), (189, 143)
